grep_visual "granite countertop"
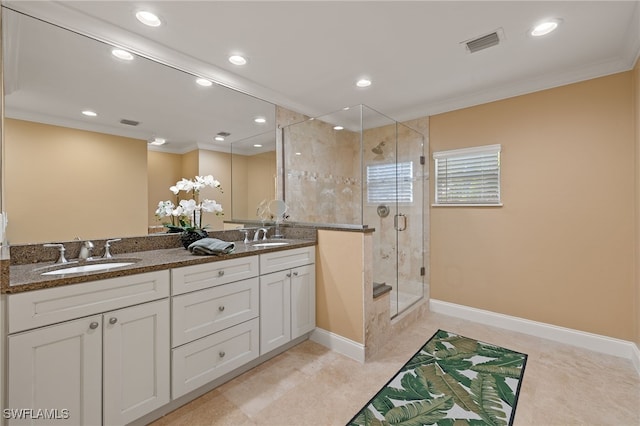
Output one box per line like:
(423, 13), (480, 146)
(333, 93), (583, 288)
(5, 238), (316, 294)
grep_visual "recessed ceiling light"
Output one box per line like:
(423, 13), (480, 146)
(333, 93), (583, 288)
(253, 144), (263, 148)
(295, 152), (302, 156)
(112, 49), (134, 61)
(254, 117), (266, 124)
(149, 137), (166, 146)
(214, 136), (225, 142)
(356, 79), (372, 88)
(228, 55), (247, 66)
(196, 78), (213, 87)
(135, 11), (161, 27)
(334, 126), (344, 130)
(531, 19), (561, 37)
(82, 110), (97, 117)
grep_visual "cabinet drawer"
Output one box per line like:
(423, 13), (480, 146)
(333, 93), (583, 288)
(171, 256), (259, 295)
(7, 270), (170, 334)
(171, 318), (259, 398)
(259, 246), (315, 275)
(172, 277), (259, 347)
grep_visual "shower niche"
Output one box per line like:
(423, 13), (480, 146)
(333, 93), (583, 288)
(281, 105), (428, 318)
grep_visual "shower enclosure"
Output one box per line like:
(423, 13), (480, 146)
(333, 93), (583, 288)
(281, 105), (427, 317)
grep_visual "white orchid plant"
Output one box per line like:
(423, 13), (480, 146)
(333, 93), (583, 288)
(155, 175), (223, 232)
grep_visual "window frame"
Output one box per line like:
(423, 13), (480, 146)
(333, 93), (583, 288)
(366, 161), (414, 205)
(432, 144), (502, 207)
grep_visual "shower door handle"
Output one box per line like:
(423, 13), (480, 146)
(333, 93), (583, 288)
(394, 213), (407, 231)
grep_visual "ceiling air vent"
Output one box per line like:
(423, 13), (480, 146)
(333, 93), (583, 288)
(120, 118), (140, 126)
(463, 29), (503, 53)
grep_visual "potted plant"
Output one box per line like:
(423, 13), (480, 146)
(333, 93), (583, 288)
(155, 175), (224, 248)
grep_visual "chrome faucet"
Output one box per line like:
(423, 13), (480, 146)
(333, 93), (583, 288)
(253, 227), (269, 241)
(103, 238), (121, 258)
(43, 243), (68, 264)
(240, 230), (250, 244)
(78, 240), (94, 261)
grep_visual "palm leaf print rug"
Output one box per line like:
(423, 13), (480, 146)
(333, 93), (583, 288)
(348, 329), (527, 426)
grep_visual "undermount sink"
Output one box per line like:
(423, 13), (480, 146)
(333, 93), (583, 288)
(251, 241), (290, 247)
(40, 259), (140, 276)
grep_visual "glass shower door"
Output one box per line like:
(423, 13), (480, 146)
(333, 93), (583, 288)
(363, 110), (424, 317)
(394, 123), (425, 317)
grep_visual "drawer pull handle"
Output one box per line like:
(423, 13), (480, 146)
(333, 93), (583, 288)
(218, 305), (225, 312)
(286, 272), (292, 277)
(218, 270), (225, 277)
(219, 351), (226, 358)
(109, 317), (118, 325)
(293, 271), (299, 276)
(89, 322), (99, 330)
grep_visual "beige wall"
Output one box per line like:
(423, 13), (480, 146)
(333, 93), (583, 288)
(634, 58), (640, 347)
(148, 150), (183, 227)
(231, 151), (277, 221)
(5, 119), (148, 244)
(316, 230), (365, 343)
(430, 72), (635, 341)
(198, 150), (232, 230)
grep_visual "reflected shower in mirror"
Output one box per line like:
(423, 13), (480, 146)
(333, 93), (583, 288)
(2, 7), (276, 244)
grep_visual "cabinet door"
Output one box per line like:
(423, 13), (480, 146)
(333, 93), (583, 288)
(291, 264), (316, 339)
(259, 271), (291, 355)
(8, 316), (102, 426)
(103, 299), (170, 426)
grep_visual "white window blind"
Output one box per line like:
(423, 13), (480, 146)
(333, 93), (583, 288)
(433, 144), (502, 206)
(367, 161), (413, 204)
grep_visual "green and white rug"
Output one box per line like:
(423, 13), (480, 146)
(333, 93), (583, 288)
(348, 329), (527, 426)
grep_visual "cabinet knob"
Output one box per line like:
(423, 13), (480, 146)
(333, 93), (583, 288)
(286, 272), (292, 277)
(109, 317), (118, 325)
(89, 322), (99, 330)
(218, 305), (225, 312)
(293, 271), (299, 276)
(219, 351), (226, 358)
(218, 270), (225, 277)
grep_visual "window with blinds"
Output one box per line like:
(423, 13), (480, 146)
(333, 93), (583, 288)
(366, 161), (414, 204)
(433, 144), (502, 206)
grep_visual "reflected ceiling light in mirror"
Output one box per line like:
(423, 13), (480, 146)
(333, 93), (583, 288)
(215, 131), (230, 142)
(295, 152), (302, 156)
(334, 125), (344, 130)
(253, 144), (263, 148)
(356, 78), (372, 88)
(195, 78), (213, 87)
(531, 19), (561, 36)
(136, 11), (162, 27)
(112, 49), (134, 61)
(228, 55), (247, 66)
(149, 137), (166, 146)
(254, 117), (266, 124)
(82, 110), (97, 117)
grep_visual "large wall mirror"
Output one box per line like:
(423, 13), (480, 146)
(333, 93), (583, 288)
(2, 7), (276, 244)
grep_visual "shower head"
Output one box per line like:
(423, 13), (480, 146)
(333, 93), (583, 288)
(372, 141), (385, 155)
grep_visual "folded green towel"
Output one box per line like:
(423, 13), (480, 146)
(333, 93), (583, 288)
(188, 238), (235, 255)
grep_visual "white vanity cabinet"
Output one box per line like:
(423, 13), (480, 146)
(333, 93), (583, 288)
(170, 256), (260, 399)
(259, 246), (316, 355)
(6, 271), (170, 426)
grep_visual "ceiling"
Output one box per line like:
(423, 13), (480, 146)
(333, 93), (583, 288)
(4, 1), (640, 151)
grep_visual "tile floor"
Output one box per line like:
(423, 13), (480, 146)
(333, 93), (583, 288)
(150, 310), (640, 426)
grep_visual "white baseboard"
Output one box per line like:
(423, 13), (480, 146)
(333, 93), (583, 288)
(430, 299), (640, 376)
(310, 328), (365, 363)
(632, 343), (640, 375)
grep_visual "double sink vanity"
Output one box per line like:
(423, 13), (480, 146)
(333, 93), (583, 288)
(2, 228), (317, 425)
